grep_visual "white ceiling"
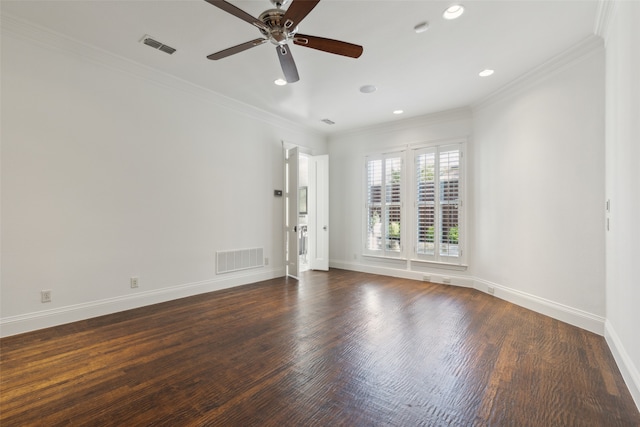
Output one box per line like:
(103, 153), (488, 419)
(1, 0), (600, 134)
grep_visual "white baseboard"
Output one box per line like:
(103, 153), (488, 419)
(331, 260), (423, 281)
(330, 260), (604, 335)
(330, 260), (475, 287)
(473, 278), (605, 335)
(605, 321), (640, 411)
(1, 261), (606, 339)
(0, 267), (285, 338)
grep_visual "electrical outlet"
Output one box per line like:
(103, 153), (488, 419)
(353, 253), (358, 260)
(442, 277), (451, 285)
(130, 277), (139, 288)
(423, 275), (431, 282)
(264, 257), (269, 266)
(41, 290), (52, 303)
(488, 286), (495, 295)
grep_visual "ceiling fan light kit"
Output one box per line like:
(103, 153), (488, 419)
(205, 0), (363, 83)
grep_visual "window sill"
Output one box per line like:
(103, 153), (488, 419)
(360, 255), (468, 271)
(362, 254), (407, 262)
(409, 259), (468, 271)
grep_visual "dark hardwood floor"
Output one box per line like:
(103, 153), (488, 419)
(1, 269), (639, 426)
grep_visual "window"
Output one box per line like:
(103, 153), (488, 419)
(415, 145), (463, 263)
(363, 142), (465, 265)
(365, 154), (403, 257)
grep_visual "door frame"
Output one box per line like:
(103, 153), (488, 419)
(283, 142), (329, 276)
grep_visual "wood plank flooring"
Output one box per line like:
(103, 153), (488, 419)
(1, 269), (639, 426)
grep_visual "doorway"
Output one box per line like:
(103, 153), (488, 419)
(298, 154), (310, 272)
(285, 147), (329, 278)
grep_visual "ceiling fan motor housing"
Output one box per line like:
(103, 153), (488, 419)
(259, 9), (298, 45)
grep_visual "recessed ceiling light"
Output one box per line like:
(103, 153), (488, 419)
(360, 85), (377, 94)
(414, 22), (429, 33)
(443, 4), (465, 20)
(274, 78), (287, 86)
(393, 110), (404, 115)
(479, 69), (494, 77)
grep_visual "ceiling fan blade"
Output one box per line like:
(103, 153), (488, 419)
(276, 45), (300, 83)
(207, 38), (267, 60)
(293, 34), (363, 58)
(282, 0), (320, 29)
(204, 0), (268, 31)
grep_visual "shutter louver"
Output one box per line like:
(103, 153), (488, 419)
(366, 159), (382, 251)
(439, 149), (460, 257)
(385, 157), (402, 252)
(416, 151), (436, 255)
(414, 145), (462, 262)
(365, 154), (403, 256)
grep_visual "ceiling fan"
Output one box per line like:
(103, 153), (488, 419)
(204, 0), (363, 83)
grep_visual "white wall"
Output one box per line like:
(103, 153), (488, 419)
(602, 0), (640, 408)
(472, 41), (606, 324)
(328, 38), (607, 335)
(328, 109), (473, 283)
(0, 18), (326, 336)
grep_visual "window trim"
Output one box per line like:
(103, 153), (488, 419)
(412, 143), (465, 265)
(362, 140), (466, 266)
(363, 152), (405, 259)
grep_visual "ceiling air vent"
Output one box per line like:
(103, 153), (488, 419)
(321, 119), (336, 125)
(140, 34), (176, 55)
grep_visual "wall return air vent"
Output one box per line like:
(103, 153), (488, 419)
(216, 248), (264, 274)
(140, 34), (176, 55)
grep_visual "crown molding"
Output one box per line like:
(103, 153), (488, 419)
(594, 0), (618, 42)
(0, 13), (324, 139)
(330, 106), (472, 141)
(472, 35), (604, 112)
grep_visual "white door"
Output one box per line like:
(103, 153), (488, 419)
(309, 155), (329, 271)
(286, 147), (299, 278)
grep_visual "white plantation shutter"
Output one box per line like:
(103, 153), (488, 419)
(414, 144), (463, 262)
(365, 153), (403, 257)
(416, 150), (436, 256)
(385, 157), (402, 253)
(366, 159), (383, 251)
(439, 148), (460, 258)
(363, 143), (463, 264)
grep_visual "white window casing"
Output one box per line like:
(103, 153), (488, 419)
(363, 141), (465, 266)
(364, 152), (404, 258)
(413, 144), (464, 264)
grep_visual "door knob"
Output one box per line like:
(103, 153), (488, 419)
(323, 226), (328, 231)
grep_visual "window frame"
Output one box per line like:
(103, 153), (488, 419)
(362, 140), (466, 267)
(411, 143), (465, 265)
(363, 152), (405, 259)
